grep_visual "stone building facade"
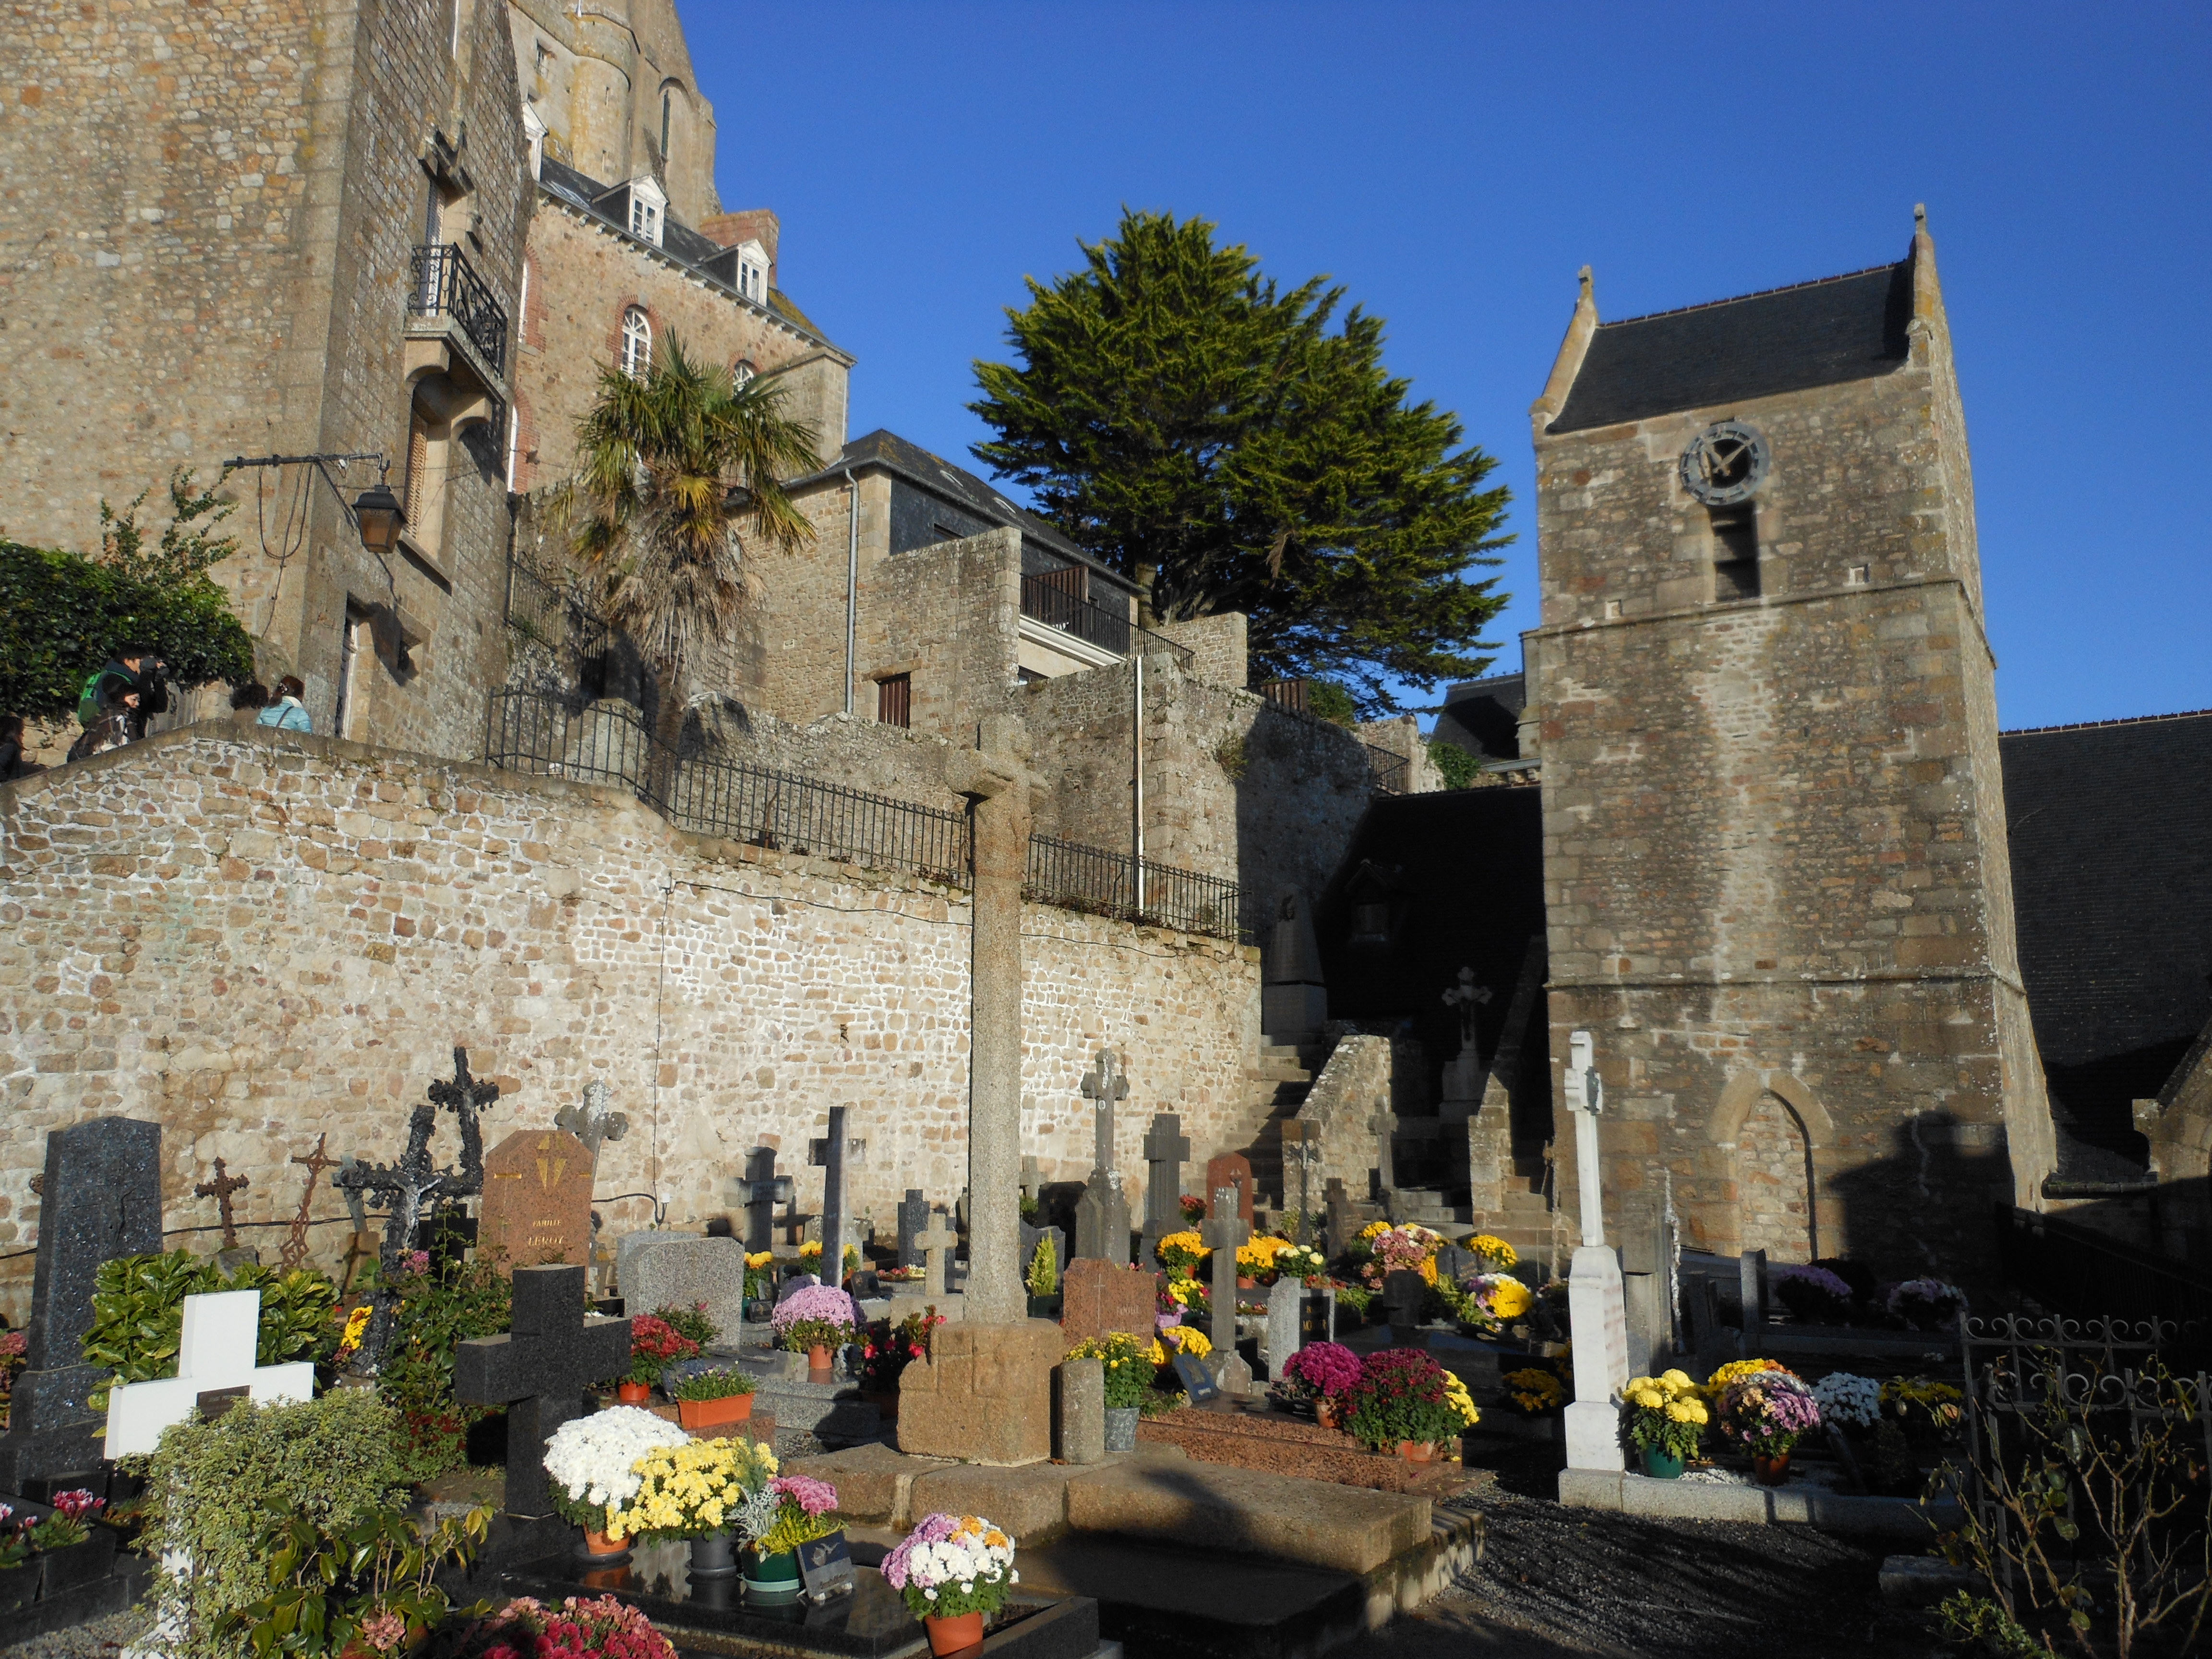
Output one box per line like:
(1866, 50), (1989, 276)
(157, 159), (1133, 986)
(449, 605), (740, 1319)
(1525, 212), (2058, 1283)
(0, 0), (533, 763)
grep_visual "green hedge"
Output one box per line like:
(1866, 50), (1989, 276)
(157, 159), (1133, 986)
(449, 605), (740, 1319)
(0, 540), (254, 718)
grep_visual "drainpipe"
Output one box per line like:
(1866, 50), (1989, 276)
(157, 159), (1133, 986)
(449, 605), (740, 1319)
(1131, 649), (1145, 912)
(842, 468), (858, 716)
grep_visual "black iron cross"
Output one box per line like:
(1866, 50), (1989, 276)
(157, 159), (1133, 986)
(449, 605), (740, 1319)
(426, 1046), (499, 1193)
(195, 1158), (251, 1250)
(454, 1263), (632, 1519)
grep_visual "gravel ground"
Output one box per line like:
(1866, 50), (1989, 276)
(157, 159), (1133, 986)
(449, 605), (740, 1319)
(0, 1609), (149, 1659)
(1336, 1487), (1949, 1659)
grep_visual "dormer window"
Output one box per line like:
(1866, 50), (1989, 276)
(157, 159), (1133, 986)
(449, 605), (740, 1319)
(521, 103), (546, 182)
(627, 176), (666, 247)
(732, 239), (768, 304)
(621, 306), (652, 378)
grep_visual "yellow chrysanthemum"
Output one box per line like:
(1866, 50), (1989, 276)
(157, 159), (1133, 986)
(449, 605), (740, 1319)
(1359, 1220), (1394, 1243)
(1488, 1280), (1534, 1320)
(1166, 1325), (1212, 1359)
(1686, 1401), (1709, 1425)
(1664, 1400), (1694, 1422)
(745, 1251), (772, 1269)
(1659, 1369), (1694, 1393)
(1442, 1371), (1480, 1427)
(1465, 1234), (1518, 1267)
(1631, 1387), (1665, 1410)
(1418, 1255), (1439, 1286)
(1706, 1358), (1791, 1392)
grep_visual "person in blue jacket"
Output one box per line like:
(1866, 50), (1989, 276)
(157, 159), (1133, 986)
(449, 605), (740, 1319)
(257, 675), (313, 733)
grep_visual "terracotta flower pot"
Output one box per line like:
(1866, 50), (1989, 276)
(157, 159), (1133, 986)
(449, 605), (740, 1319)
(1754, 1452), (1791, 1486)
(582, 1527), (627, 1557)
(1396, 1440), (1438, 1464)
(616, 1381), (651, 1404)
(1317, 1399), (1344, 1432)
(677, 1394), (755, 1431)
(806, 1343), (833, 1373)
(1236, 1276), (1258, 1290)
(924, 1610), (986, 1654)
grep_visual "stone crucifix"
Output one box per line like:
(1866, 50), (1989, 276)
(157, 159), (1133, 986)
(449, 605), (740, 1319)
(554, 1079), (629, 1172)
(1441, 965), (1491, 1059)
(916, 1210), (957, 1301)
(944, 715), (1037, 1324)
(195, 1158), (251, 1251)
(1368, 1102), (1397, 1201)
(1562, 1028), (1629, 1472)
(1201, 1189), (1251, 1389)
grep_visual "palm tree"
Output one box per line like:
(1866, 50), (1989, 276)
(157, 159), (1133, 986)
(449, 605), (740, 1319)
(557, 334), (820, 795)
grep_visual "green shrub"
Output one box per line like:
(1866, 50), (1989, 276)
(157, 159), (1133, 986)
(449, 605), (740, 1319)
(137, 1389), (411, 1659)
(82, 1253), (337, 1410)
(0, 472), (254, 719)
(1428, 740), (1485, 790)
(373, 1255), (513, 1482)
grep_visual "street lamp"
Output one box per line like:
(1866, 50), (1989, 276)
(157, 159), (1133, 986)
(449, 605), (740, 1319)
(351, 479), (405, 556)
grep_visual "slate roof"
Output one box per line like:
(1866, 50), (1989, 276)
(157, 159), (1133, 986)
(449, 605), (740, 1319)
(1548, 254), (1916, 433)
(1433, 672), (1526, 761)
(793, 430), (1136, 593)
(2001, 709), (2212, 1175)
(534, 157), (837, 349)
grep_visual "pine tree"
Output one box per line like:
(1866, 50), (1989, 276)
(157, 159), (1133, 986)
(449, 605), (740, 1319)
(970, 210), (1511, 710)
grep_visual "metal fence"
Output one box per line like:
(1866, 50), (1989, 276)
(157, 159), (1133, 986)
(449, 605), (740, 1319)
(1365, 744), (1410, 794)
(1018, 573), (1194, 670)
(409, 242), (509, 373)
(483, 691), (1242, 938)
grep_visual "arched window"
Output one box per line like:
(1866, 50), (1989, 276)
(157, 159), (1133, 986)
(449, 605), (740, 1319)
(661, 89), (673, 160)
(621, 307), (652, 378)
(733, 359), (756, 391)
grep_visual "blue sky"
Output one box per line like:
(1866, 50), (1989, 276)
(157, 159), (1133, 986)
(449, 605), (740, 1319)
(693, 2), (2209, 731)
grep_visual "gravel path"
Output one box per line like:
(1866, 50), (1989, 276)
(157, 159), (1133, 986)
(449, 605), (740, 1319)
(1337, 1488), (1949, 1659)
(0, 1609), (149, 1659)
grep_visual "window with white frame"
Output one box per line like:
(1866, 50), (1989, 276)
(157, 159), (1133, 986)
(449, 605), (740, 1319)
(621, 307), (652, 378)
(627, 176), (666, 247)
(733, 359), (756, 391)
(733, 239), (767, 304)
(521, 103), (546, 182)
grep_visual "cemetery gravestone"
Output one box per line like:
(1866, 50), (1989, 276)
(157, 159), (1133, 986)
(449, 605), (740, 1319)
(916, 1213), (957, 1301)
(0, 1117), (163, 1493)
(1073, 1049), (1133, 1265)
(626, 1237), (750, 1345)
(810, 1107), (861, 1290)
(1368, 1105), (1397, 1201)
(1300, 1286), (1337, 1348)
(729, 1147), (793, 1254)
(478, 1129), (595, 1269)
(1383, 1270), (1428, 1344)
(455, 1263), (632, 1518)
(1262, 1277), (1303, 1381)
(896, 1189), (930, 1269)
(1562, 1030), (1629, 1473)
(1138, 1114), (1190, 1269)
(553, 1080), (629, 1170)
(1204, 1154), (1254, 1228)
(103, 1290), (316, 1457)
(1200, 1190), (1253, 1396)
(1060, 1261), (1157, 1345)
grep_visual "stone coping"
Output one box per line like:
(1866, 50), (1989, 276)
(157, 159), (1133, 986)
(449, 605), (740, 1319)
(1559, 1468), (1961, 1538)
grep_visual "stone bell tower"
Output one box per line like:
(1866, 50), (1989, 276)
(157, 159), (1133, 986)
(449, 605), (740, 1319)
(1523, 209), (2056, 1286)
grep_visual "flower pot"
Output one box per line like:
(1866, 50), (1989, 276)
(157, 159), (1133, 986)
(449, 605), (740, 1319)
(1236, 1276), (1258, 1290)
(742, 1546), (802, 1599)
(677, 1394), (755, 1431)
(580, 1527), (629, 1560)
(1396, 1440), (1438, 1464)
(616, 1380), (652, 1404)
(1317, 1398), (1343, 1432)
(1754, 1452), (1791, 1486)
(688, 1530), (737, 1578)
(1642, 1446), (1685, 1480)
(1104, 1406), (1139, 1452)
(924, 1610), (986, 1655)
(806, 1343), (833, 1374)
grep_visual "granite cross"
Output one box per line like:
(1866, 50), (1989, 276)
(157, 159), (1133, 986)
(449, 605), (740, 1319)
(553, 1080), (629, 1171)
(1279, 1121), (1319, 1242)
(454, 1263), (632, 1519)
(1368, 1103), (1397, 1199)
(1081, 1049), (1129, 1172)
(195, 1158), (250, 1251)
(916, 1211), (957, 1300)
(1020, 1156), (1044, 1208)
(281, 1135), (338, 1273)
(1200, 1189), (1250, 1359)
(1139, 1113), (1190, 1268)
(896, 1189), (930, 1269)
(810, 1106), (856, 1287)
(1440, 965), (1491, 1058)
(733, 1147), (793, 1253)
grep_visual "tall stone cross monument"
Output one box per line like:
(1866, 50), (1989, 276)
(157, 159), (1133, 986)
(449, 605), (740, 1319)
(1073, 1049), (1132, 1264)
(1563, 1029), (1630, 1472)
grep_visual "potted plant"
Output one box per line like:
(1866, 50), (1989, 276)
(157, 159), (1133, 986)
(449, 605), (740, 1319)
(770, 1285), (861, 1374)
(1342, 1348), (1474, 1460)
(1885, 1278), (1968, 1332)
(1271, 1340), (1363, 1430)
(1145, 1322), (1212, 1393)
(1457, 1271), (1534, 1336)
(1811, 1370), (1881, 1462)
(0, 1489), (108, 1614)
(616, 1312), (700, 1403)
(448, 1593), (677, 1659)
(859, 1308), (942, 1413)
(882, 1511), (1018, 1656)
(609, 1434), (776, 1578)
(1067, 1333), (1152, 1449)
(1620, 1370), (1707, 1478)
(733, 1474), (840, 1599)
(1771, 1264), (1854, 1326)
(653, 1300), (720, 1351)
(1503, 1367), (1567, 1417)
(1024, 1238), (1061, 1319)
(1716, 1369), (1822, 1484)
(1880, 1374), (1966, 1453)
(744, 1252), (775, 1321)
(798, 1240), (862, 1284)
(1464, 1234), (1518, 1274)
(543, 1405), (689, 1555)
(671, 1366), (759, 1431)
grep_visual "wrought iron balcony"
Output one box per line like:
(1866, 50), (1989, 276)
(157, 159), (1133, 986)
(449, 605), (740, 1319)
(409, 243), (507, 375)
(1019, 571), (1192, 668)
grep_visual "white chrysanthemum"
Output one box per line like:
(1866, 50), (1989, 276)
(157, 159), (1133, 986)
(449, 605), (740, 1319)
(1812, 1370), (1882, 1430)
(543, 1407), (688, 1507)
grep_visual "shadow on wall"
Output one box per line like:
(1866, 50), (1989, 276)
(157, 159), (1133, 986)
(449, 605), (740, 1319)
(1818, 1116), (2022, 1295)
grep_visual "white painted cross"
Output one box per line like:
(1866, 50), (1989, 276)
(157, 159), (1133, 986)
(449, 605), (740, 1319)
(1561, 1029), (1630, 1473)
(104, 1290), (317, 1458)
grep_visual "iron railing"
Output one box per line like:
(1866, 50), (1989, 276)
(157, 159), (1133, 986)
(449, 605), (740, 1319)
(482, 691), (1241, 937)
(1259, 679), (1310, 716)
(1018, 573), (1192, 669)
(409, 243), (508, 374)
(1365, 744), (1410, 795)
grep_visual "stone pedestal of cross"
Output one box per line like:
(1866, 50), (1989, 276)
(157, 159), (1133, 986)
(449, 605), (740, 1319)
(103, 1290), (316, 1457)
(730, 1147), (793, 1254)
(1139, 1114), (1191, 1269)
(282, 1136), (338, 1273)
(915, 1211), (957, 1301)
(1561, 1029), (1629, 1472)
(1199, 1192), (1253, 1396)
(454, 1263), (632, 1518)
(195, 1158), (250, 1251)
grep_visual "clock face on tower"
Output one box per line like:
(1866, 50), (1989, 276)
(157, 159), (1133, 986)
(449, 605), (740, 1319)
(1679, 421), (1770, 506)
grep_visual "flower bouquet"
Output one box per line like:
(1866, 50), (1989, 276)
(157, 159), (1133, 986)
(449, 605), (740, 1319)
(1357, 1223), (1443, 1291)
(1178, 1194), (1207, 1223)
(1503, 1367), (1566, 1415)
(1143, 1322), (1211, 1375)
(1880, 1375), (1965, 1439)
(771, 1285), (861, 1370)
(542, 1406), (688, 1552)
(1154, 1230), (1207, 1276)
(670, 1365), (758, 1431)
(1771, 1264), (1854, 1326)
(1464, 1234), (1518, 1273)
(1342, 1347), (1472, 1459)
(1812, 1370), (1881, 1434)
(859, 1307), (943, 1399)
(883, 1512), (1018, 1656)
(0, 1489), (104, 1582)
(1885, 1278), (1967, 1331)
(1458, 1271), (1534, 1332)
(1067, 1333), (1152, 1448)
(1267, 1339), (1363, 1427)
(607, 1435), (777, 1576)
(448, 1593), (677, 1659)
(1620, 1370), (1707, 1478)
(613, 1313), (700, 1401)
(732, 1475), (841, 1597)
(1716, 1369), (1822, 1483)
(798, 1240), (863, 1280)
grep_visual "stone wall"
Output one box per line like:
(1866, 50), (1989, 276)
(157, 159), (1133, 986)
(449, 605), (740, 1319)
(1528, 227), (2056, 1288)
(0, 725), (1267, 1322)
(0, 0), (531, 766)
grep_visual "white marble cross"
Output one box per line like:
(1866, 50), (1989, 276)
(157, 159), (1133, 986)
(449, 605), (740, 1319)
(104, 1289), (316, 1458)
(1561, 1029), (1629, 1472)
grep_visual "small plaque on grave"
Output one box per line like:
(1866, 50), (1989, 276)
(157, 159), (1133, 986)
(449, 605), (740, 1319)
(195, 1385), (250, 1422)
(1300, 1288), (1335, 1346)
(1172, 1353), (1219, 1404)
(797, 1529), (854, 1601)
(849, 1270), (881, 1299)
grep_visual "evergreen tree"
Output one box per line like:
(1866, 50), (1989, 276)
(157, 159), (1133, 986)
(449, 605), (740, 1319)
(970, 210), (1511, 711)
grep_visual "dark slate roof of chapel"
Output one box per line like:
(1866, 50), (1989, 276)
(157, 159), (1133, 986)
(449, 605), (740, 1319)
(534, 156), (837, 349)
(2000, 709), (2212, 1175)
(1547, 252), (1917, 434)
(1433, 672), (1526, 761)
(792, 430), (1136, 593)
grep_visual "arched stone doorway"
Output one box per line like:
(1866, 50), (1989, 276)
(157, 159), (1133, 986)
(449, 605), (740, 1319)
(1710, 1071), (1833, 1262)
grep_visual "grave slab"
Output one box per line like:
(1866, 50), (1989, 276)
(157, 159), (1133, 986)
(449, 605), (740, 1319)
(1059, 1261), (1156, 1345)
(1558, 1468), (1966, 1538)
(1061, 1457), (1431, 1575)
(1133, 1405), (1475, 1498)
(910, 1459), (1093, 1542)
(625, 1236), (749, 1346)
